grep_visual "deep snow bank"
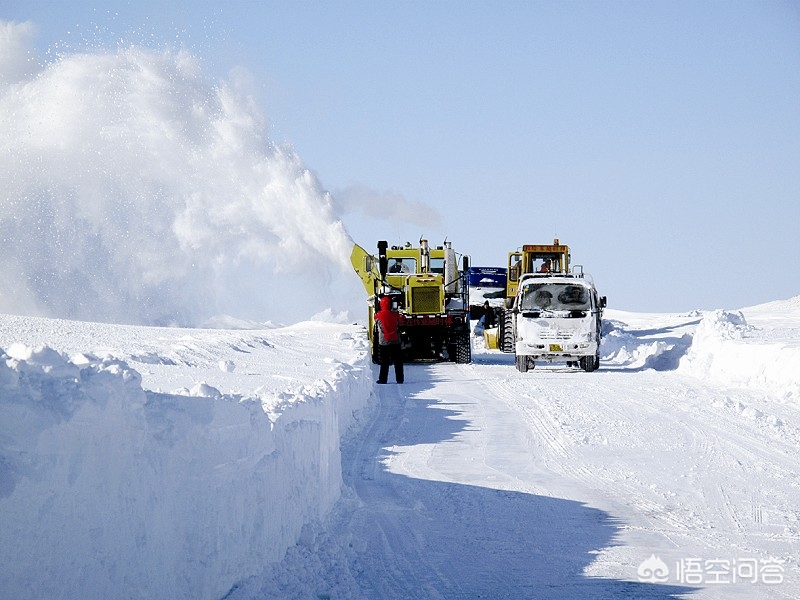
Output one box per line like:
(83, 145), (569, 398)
(0, 322), (372, 600)
(600, 310), (698, 372)
(679, 298), (800, 400)
(602, 297), (800, 401)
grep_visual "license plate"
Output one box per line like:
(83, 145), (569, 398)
(549, 344), (563, 352)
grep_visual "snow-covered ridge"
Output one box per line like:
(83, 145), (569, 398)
(0, 317), (372, 600)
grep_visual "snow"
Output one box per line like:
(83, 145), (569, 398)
(0, 23), (361, 327)
(3, 21), (800, 599)
(0, 316), (372, 599)
(682, 301), (800, 401)
(2, 297), (800, 598)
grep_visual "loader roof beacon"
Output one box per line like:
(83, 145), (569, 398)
(350, 239), (472, 364)
(496, 239), (607, 372)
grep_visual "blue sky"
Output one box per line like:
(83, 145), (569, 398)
(4, 0), (800, 313)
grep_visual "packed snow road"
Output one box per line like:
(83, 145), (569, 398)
(245, 308), (799, 599)
(336, 365), (796, 599)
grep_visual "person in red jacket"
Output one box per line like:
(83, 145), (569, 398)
(374, 295), (404, 384)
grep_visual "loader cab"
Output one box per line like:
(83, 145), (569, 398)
(388, 258), (415, 274)
(505, 239), (571, 305)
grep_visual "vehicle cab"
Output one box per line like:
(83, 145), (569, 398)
(512, 271), (606, 372)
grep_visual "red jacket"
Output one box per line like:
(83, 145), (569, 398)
(375, 296), (400, 344)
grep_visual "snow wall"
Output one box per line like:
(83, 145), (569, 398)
(680, 308), (800, 401)
(603, 302), (800, 402)
(0, 344), (373, 600)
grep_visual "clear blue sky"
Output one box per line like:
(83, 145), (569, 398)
(4, 0), (800, 313)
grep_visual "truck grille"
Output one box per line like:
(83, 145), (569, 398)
(538, 329), (574, 340)
(410, 287), (441, 314)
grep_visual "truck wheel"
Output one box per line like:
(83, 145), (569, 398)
(580, 355), (599, 372)
(454, 332), (471, 364)
(500, 310), (515, 353)
(515, 354), (529, 373)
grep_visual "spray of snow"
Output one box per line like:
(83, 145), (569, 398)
(0, 20), (359, 326)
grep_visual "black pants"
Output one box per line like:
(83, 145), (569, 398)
(378, 343), (404, 383)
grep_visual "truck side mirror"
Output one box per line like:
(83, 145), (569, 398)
(600, 296), (607, 308)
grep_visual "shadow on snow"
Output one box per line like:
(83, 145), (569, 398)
(327, 365), (697, 599)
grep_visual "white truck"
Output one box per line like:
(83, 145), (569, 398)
(511, 270), (606, 372)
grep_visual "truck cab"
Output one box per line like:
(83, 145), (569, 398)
(512, 271), (606, 372)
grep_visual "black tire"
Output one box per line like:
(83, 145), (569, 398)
(515, 354), (528, 372)
(580, 354), (599, 372)
(372, 343), (382, 365)
(499, 309), (515, 353)
(454, 332), (472, 364)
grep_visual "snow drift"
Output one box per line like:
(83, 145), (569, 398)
(680, 300), (800, 400)
(0, 318), (372, 600)
(602, 297), (800, 403)
(0, 20), (358, 326)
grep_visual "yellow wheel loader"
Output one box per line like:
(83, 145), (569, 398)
(497, 239), (572, 353)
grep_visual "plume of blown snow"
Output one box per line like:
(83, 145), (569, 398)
(0, 22), (358, 326)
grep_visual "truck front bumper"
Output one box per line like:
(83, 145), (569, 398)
(515, 340), (598, 359)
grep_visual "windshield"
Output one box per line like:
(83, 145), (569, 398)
(429, 258), (444, 274)
(388, 258), (416, 274)
(519, 282), (591, 312)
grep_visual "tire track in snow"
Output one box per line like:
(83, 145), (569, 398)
(331, 364), (674, 599)
(475, 372), (696, 538)
(255, 355), (798, 598)
(466, 360), (800, 590)
(338, 383), (457, 599)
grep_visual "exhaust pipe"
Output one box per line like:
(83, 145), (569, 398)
(378, 241), (388, 279)
(444, 241), (457, 293)
(420, 239), (430, 273)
